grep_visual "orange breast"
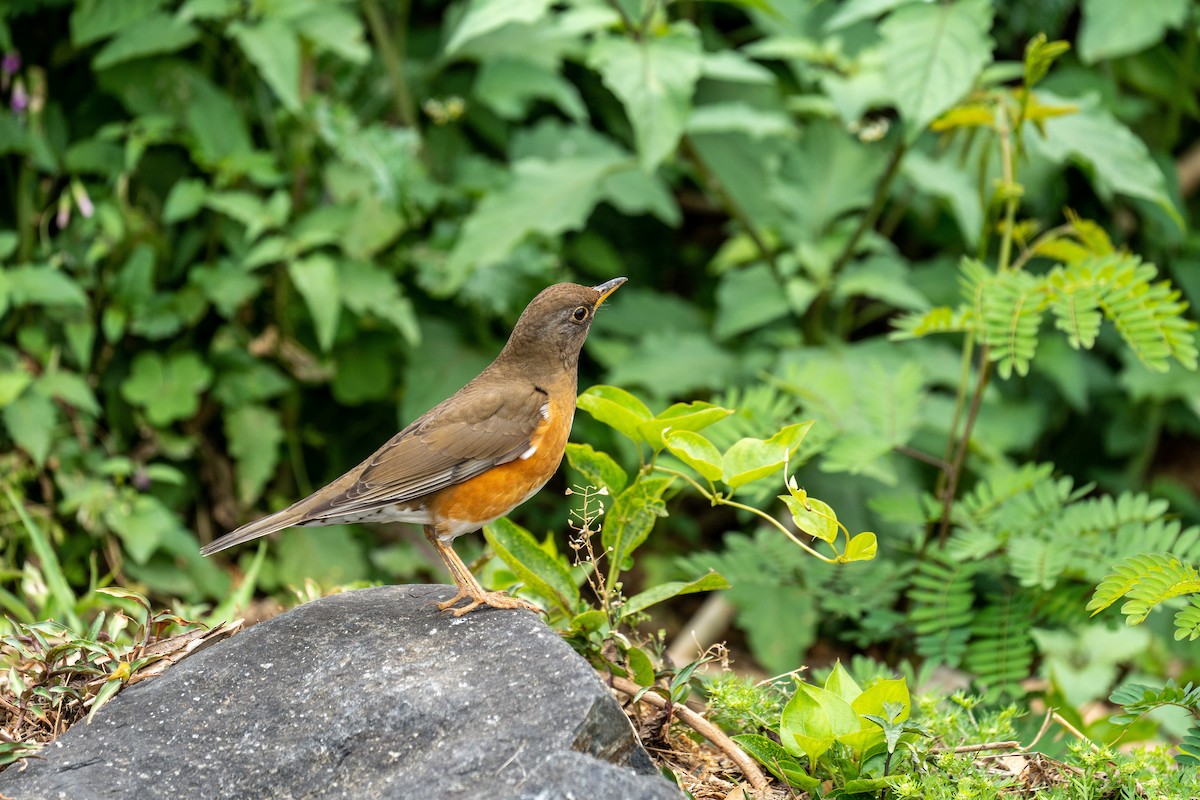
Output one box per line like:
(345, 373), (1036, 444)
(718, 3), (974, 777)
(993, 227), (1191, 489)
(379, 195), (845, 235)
(428, 392), (574, 540)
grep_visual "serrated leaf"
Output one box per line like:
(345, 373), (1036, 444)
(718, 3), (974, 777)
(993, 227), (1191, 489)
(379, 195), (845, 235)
(589, 23), (703, 170)
(231, 19), (301, 112)
(880, 0), (994, 139)
(621, 571), (729, 618)
(603, 476), (671, 579)
(288, 254), (341, 352)
(444, 0), (553, 55)
(565, 442), (628, 495)
(104, 495), (183, 565)
(224, 405), (283, 505)
(484, 517), (578, 615)
(1078, 0), (1187, 64)
(120, 352), (213, 426)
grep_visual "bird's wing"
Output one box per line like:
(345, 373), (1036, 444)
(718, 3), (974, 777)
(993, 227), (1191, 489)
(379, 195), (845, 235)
(301, 383), (548, 520)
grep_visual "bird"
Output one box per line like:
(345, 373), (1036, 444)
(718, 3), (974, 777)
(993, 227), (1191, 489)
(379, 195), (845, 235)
(200, 277), (626, 616)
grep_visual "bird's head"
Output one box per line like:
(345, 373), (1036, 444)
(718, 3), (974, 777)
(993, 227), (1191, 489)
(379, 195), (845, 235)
(500, 277), (626, 374)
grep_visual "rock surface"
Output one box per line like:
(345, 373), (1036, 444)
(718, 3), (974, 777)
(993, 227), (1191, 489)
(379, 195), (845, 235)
(1, 585), (681, 800)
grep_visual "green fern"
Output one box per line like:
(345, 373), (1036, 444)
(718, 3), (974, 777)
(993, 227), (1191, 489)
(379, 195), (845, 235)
(1175, 598), (1200, 642)
(1109, 679), (1200, 725)
(907, 551), (975, 667)
(1088, 553), (1200, 626)
(889, 251), (1198, 375)
(965, 593), (1034, 699)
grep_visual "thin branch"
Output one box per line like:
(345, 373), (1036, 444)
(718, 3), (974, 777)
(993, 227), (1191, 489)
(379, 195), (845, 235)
(1009, 223), (1073, 273)
(1051, 710), (1100, 752)
(937, 348), (992, 546)
(928, 740), (1021, 754)
(895, 445), (951, 472)
(830, 137), (909, 276)
(363, 0), (417, 128)
(608, 675), (770, 792)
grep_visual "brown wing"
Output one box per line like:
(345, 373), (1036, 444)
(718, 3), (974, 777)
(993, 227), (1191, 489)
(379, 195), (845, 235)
(299, 383), (548, 520)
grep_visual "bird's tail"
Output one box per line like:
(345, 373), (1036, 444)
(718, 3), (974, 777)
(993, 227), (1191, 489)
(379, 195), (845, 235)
(199, 506), (307, 556)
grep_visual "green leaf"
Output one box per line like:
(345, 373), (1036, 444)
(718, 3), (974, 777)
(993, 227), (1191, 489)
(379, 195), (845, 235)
(0, 370), (32, 407)
(625, 645), (656, 687)
(120, 352), (213, 426)
(71, 0), (164, 46)
(292, 4), (369, 63)
(564, 443), (629, 495)
(722, 422), (813, 491)
(190, 260), (260, 319)
(781, 494), (838, 544)
(224, 405), (283, 505)
(714, 264), (790, 340)
(484, 518), (578, 615)
(640, 401), (734, 451)
(577, 385), (653, 444)
(589, 23), (703, 170)
(36, 372), (100, 415)
(780, 681), (861, 762)
(1078, 0), (1187, 64)
(824, 661), (863, 703)
(475, 58), (586, 122)
(163, 178), (207, 223)
(288, 254), (342, 352)
(104, 495), (182, 564)
(901, 150), (983, 246)
(1031, 91), (1183, 229)
(339, 261), (419, 345)
(444, 0), (553, 55)
(880, 0), (994, 139)
(664, 430), (724, 483)
(603, 476), (672, 578)
(605, 332), (741, 397)
(731, 734), (817, 790)
(441, 154), (623, 294)
(843, 531), (879, 562)
(826, 0), (926, 31)
(852, 677), (910, 722)
(3, 391), (56, 466)
(5, 266), (88, 308)
(231, 20), (302, 112)
(92, 12), (198, 69)
(621, 571), (730, 618)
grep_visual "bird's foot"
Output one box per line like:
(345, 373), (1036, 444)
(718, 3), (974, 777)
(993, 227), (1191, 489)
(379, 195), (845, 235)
(435, 588), (544, 617)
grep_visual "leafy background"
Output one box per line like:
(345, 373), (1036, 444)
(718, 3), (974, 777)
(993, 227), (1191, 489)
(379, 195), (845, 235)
(4, 0), (1200, 764)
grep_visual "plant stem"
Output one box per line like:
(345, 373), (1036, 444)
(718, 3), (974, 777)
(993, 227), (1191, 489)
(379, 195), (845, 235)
(653, 466), (836, 562)
(830, 136), (908, 276)
(363, 0), (417, 128)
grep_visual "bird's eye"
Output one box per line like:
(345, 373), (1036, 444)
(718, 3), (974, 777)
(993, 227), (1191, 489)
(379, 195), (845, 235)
(572, 306), (590, 322)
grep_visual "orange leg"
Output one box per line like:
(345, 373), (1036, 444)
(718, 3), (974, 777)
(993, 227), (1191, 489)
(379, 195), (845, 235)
(422, 526), (542, 616)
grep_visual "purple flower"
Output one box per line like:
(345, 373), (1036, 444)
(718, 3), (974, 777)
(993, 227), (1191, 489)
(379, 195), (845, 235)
(11, 80), (27, 112)
(2, 52), (19, 76)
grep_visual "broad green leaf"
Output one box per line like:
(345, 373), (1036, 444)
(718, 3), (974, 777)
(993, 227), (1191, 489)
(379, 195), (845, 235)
(824, 661), (863, 703)
(484, 517), (578, 614)
(92, 12), (198, 69)
(1078, 0), (1187, 64)
(104, 495), (181, 564)
(163, 178), (207, 223)
(714, 263), (790, 340)
(851, 677), (910, 722)
(1030, 91), (1182, 229)
(475, 58), (586, 122)
(605, 332), (741, 397)
(780, 681), (861, 762)
(565, 442), (629, 495)
(731, 734), (818, 790)
(625, 645), (656, 687)
(722, 422), (813, 491)
(640, 401), (733, 451)
(603, 476), (672, 578)
(843, 531), (879, 562)
(5, 266), (88, 308)
(621, 571), (730, 618)
(36, 372), (100, 415)
(569, 608), (608, 634)
(825, 0), (928, 30)
(664, 430), (724, 483)
(589, 23), (703, 170)
(0, 370), (32, 407)
(206, 189), (290, 242)
(577, 385), (653, 443)
(901, 150), (982, 246)
(71, 0), (163, 45)
(441, 154), (623, 294)
(880, 0), (993, 139)
(224, 404), (283, 505)
(3, 391), (56, 466)
(781, 494), (838, 543)
(339, 261), (419, 345)
(444, 0), (553, 55)
(190, 260), (260, 319)
(288, 254), (341, 352)
(292, 4), (369, 63)
(231, 20), (302, 112)
(120, 352), (213, 426)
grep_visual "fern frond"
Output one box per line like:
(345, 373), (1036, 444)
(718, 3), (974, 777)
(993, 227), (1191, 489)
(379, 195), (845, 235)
(1101, 519), (1200, 570)
(889, 306), (974, 340)
(965, 593), (1034, 699)
(1178, 722), (1200, 767)
(1175, 597), (1200, 642)
(1088, 553), (1200, 624)
(1110, 679), (1200, 725)
(1008, 532), (1072, 590)
(980, 269), (1044, 378)
(908, 552), (976, 667)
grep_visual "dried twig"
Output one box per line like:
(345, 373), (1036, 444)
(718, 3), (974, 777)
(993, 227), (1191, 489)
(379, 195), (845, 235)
(608, 675), (770, 792)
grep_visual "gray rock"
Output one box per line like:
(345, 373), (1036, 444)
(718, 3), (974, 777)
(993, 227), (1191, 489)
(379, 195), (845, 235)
(1, 585), (681, 800)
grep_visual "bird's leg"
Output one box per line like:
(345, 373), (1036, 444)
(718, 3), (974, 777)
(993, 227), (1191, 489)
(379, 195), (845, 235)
(422, 526), (542, 616)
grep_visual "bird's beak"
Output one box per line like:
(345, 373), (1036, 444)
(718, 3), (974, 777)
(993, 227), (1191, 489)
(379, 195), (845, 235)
(592, 277), (627, 307)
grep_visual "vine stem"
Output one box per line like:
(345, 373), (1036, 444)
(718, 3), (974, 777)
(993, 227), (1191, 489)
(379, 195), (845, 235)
(653, 466), (836, 562)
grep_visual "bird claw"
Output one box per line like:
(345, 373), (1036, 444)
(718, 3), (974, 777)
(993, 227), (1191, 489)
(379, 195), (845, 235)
(435, 589), (544, 617)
